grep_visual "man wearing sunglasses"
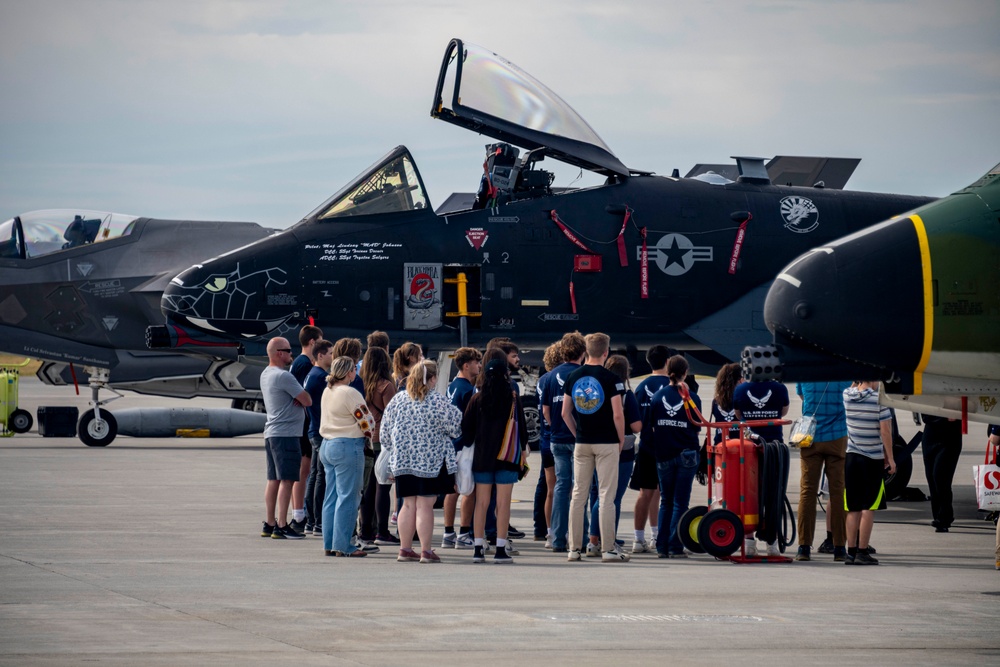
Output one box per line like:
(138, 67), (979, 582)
(260, 337), (313, 539)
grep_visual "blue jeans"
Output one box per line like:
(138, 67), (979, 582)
(550, 441), (576, 550)
(655, 450), (699, 555)
(589, 459), (634, 540)
(319, 437), (365, 553)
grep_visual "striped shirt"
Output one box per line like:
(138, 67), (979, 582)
(843, 386), (890, 459)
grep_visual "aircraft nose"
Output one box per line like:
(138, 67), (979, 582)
(763, 215), (928, 372)
(157, 250), (295, 341)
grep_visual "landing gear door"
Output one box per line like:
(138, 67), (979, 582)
(403, 263), (443, 330)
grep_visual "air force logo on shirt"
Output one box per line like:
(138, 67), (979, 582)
(748, 389), (772, 409)
(572, 376), (605, 415)
(662, 397), (684, 417)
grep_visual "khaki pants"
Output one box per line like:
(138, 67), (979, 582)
(568, 443), (619, 553)
(798, 436), (847, 548)
(995, 517), (1000, 561)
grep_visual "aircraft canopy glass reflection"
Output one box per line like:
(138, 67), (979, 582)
(304, 147), (429, 222)
(0, 210), (138, 260)
(432, 39), (630, 177)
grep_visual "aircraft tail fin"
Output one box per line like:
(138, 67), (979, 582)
(685, 156), (861, 189)
(766, 156), (861, 190)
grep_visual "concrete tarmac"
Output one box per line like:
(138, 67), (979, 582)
(1, 377), (998, 666)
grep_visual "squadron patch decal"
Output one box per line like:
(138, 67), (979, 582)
(780, 196), (819, 234)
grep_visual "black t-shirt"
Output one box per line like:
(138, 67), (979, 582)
(921, 414), (963, 446)
(563, 364), (626, 444)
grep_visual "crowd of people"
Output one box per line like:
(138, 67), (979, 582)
(257, 326), (992, 567)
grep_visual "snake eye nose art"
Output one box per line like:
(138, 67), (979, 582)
(204, 277), (228, 293)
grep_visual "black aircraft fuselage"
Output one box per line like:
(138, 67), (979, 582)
(153, 147), (933, 361)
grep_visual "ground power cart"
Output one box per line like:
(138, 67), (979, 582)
(1, 360), (34, 436)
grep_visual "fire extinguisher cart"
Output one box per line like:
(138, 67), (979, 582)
(675, 383), (793, 563)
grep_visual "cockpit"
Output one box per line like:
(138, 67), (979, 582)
(0, 209), (138, 260)
(294, 39), (633, 227)
(304, 149), (429, 222)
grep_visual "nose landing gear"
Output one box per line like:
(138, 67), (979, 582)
(78, 367), (122, 447)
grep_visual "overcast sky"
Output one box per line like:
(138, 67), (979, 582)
(1, 0), (997, 228)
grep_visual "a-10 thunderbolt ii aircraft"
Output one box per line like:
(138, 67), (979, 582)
(0, 210), (276, 444)
(746, 161), (1000, 423)
(150, 38), (935, 380)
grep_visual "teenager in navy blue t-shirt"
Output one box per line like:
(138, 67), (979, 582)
(710, 363), (743, 445)
(627, 345), (673, 553)
(642, 355), (701, 557)
(732, 380), (789, 442)
(443, 347), (482, 549)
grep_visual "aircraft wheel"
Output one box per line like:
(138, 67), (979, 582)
(885, 443), (912, 500)
(79, 409), (117, 447)
(9, 409), (33, 434)
(677, 505), (708, 554)
(697, 509), (744, 559)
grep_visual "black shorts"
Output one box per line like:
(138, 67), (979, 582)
(265, 437), (302, 481)
(629, 443), (659, 490)
(395, 465), (455, 498)
(844, 452), (887, 511)
(541, 449), (555, 469)
(300, 433), (312, 457)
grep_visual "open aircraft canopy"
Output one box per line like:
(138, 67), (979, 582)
(431, 39), (631, 178)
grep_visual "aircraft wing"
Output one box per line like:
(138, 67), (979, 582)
(881, 392), (1000, 426)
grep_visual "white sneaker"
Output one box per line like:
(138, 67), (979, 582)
(585, 542), (602, 558)
(544, 536), (553, 549)
(454, 532), (475, 549)
(631, 539), (651, 554)
(766, 542), (781, 557)
(744, 539), (758, 557)
(505, 539), (520, 556)
(567, 549), (582, 561)
(355, 537), (380, 554)
(602, 546), (631, 563)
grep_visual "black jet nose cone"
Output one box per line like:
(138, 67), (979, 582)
(764, 217), (927, 372)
